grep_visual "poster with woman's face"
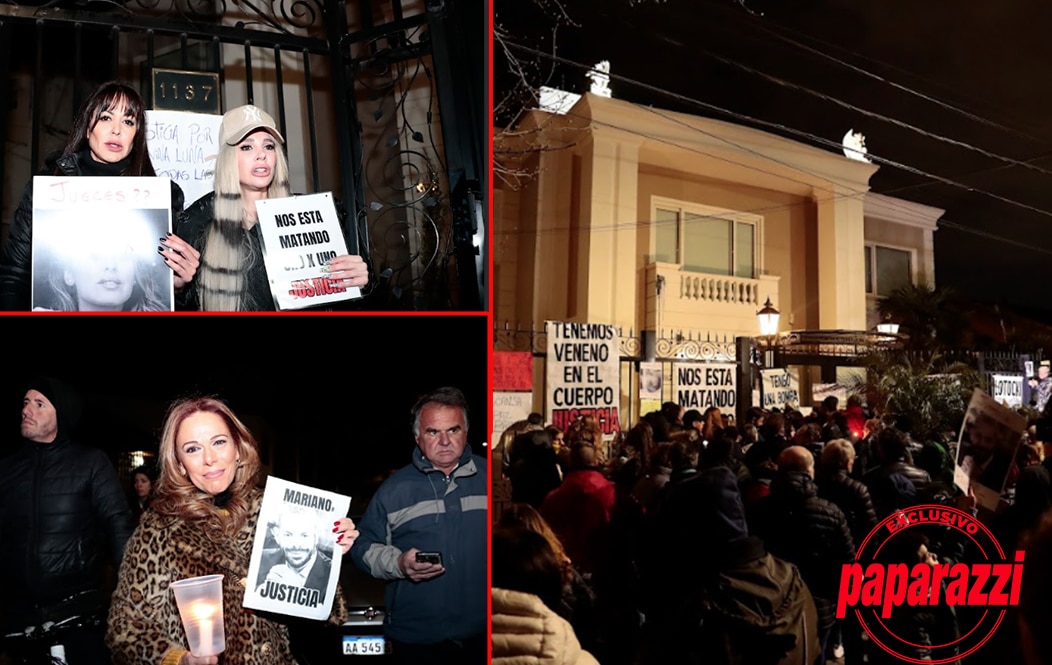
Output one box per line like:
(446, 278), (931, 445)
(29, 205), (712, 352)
(30, 176), (174, 312)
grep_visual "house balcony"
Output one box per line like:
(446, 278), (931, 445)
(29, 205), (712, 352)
(644, 262), (781, 340)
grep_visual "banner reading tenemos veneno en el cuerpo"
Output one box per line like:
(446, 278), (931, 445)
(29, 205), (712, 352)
(545, 321), (620, 436)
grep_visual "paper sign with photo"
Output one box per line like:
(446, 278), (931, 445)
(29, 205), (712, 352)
(244, 477), (351, 620)
(31, 176), (173, 312)
(954, 388), (1026, 507)
(254, 193), (362, 310)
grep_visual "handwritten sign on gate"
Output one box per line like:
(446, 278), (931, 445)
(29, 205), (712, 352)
(145, 110), (223, 207)
(545, 321), (620, 435)
(761, 368), (800, 409)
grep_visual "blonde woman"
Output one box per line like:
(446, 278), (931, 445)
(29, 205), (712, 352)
(176, 105), (368, 310)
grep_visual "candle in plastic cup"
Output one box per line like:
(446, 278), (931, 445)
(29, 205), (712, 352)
(170, 574), (226, 656)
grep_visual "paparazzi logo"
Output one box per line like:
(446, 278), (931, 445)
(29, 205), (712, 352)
(837, 504), (1022, 663)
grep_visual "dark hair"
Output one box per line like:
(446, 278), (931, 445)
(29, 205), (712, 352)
(683, 409), (704, 429)
(411, 387), (469, 436)
(491, 526), (564, 613)
(132, 464), (158, 483)
(877, 427), (909, 463)
(56, 81), (156, 177)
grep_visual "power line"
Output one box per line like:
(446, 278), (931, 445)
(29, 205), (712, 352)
(502, 41), (1052, 224)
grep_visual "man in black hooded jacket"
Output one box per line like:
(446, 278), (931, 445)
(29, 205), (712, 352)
(0, 375), (134, 662)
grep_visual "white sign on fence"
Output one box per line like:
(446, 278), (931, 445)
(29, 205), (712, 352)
(545, 321), (621, 435)
(145, 110), (223, 207)
(672, 362), (737, 411)
(990, 374), (1023, 409)
(761, 368), (800, 409)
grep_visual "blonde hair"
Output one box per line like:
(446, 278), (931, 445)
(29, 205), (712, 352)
(151, 396), (262, 538)
(198, 134), (291, 311)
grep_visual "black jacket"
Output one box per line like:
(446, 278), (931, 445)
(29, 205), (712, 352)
(749, 471), (856, 630)
(0, 152), (185, 310)
(0, 437), (135, 625)
(175, 192), (276, 311)
(818, 468), (879, 548)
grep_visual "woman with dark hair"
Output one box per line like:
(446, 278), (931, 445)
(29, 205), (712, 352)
(127, 464), (158, 522)
(491, 526), (600, 665)
(0, 81), (198, 310)
(106, 396), (359, 665)
(176, 105), (367, 310)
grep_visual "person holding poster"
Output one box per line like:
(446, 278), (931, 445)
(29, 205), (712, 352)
(0, 81), (197, 310)
(176, 105), (368, 311)
(106, 396), (359, 665)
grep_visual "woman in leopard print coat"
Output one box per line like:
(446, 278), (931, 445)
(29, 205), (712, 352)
(106, 396), (357, 665)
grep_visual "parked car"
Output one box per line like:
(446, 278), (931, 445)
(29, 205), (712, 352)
(289, 517), (393, 663)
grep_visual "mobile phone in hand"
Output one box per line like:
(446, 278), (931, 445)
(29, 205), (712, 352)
(415, 551), (442, 565)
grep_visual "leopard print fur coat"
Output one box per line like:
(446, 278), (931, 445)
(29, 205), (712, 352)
(106, 487), (347, 664)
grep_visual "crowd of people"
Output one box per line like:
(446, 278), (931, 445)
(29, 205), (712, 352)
(494, 397), (1052, 665)
(0, 378), (485, 665)
(0, 80), (369, 311)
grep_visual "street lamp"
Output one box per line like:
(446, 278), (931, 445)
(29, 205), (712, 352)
(755, 297), (781, 409)
(757, 297), (780, 337)
(876, 313), (900, 335)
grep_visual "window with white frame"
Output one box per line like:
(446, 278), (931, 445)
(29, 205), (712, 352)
(864, 244), (913, 296)
(652, 200), (759, 278)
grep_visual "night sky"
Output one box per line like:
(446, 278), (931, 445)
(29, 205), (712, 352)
(495, 0), (1052, 317)
(1, 314), (488, 515)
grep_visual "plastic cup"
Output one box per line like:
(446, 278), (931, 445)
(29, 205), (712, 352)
(170, 574), (226, 656)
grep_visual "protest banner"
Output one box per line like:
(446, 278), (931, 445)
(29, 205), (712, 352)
(494, 351), (533, 392)
(672, 362), (736, 411)
(31, 176), (173, 311)
(244, 477), (351, 620)
(493, 392), (534, 441)
(145, 110), (223, 207)
(954, 388), (1026, 508)
(812, 383), (849, 408)
(255, 192), (362, 310)
(761, 368), (800, 409)
(990, 374), (1023, 409)
(545, 321), (620, 435)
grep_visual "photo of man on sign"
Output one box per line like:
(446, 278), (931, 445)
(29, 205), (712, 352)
(256, 503), (333, 605)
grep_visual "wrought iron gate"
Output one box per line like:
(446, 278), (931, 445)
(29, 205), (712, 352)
(0, 0), (484, 310)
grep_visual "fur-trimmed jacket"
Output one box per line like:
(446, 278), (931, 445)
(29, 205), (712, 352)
(106, 487), (347, 664)
(492, 588), (601, 665)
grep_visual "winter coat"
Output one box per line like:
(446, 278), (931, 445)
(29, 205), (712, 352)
(818, 468), (879, 547)
(492, 588), (601, 665)
(863, 461), (932, 518)
(0, 436), (134, 625)
(540, 468), (616, 575)
(174, 192), (275, 311)
(0, 151), (184, 310)
(750, 471), (856, 630)
(106, 487), (347, 665)
(696, 547), (822, 665)
(350, 446), (487, 644)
